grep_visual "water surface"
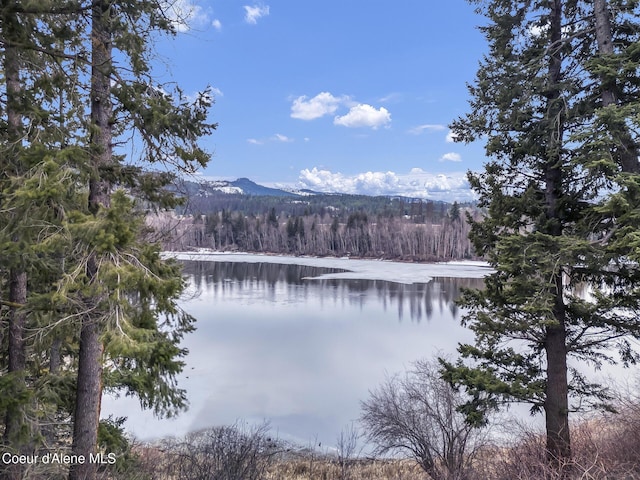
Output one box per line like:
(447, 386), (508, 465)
(104, 260), (483, 446)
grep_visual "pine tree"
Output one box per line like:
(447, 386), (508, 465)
(0, 1), (215, 479)
(0, 4), (87, 478)
(442, 0), (640, 470)
(66, 2), (215, 478)
(1, 2), (30, 466)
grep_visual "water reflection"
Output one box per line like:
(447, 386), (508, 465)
(182, 261), (483, 323)
(104, 260), (484, 446)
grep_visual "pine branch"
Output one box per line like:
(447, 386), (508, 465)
(0, 299), (25, 308)
(7, 1), (95, 16)
(0, 39), (88, 62)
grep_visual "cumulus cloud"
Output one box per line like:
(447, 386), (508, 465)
(408, 124), (446, 135)
(247, 138), (263, 145)
(333, 104), (391, 129)
(298, 168), (398, 196)
(291, 92), (391, 129)
(291, 92), (348, 120)
(297, 167), (473, 201)
(244, 4), (270, 24)
(212, 18), (222, 30)
(440, 152), (462, 162)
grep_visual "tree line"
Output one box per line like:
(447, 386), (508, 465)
(149, 201), (480, 261)
(0, 2), (213, 480)
(180, 186), (454, 222)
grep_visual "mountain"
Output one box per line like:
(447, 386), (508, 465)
(168, 176), (466, 221)
(175, 177), (463, 204)
(230, 178), (303, 196)
(187, 177), (314, 197)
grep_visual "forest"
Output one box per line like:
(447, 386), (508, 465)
(150, 191), (481, 261)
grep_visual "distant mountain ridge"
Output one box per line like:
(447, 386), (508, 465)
(186, 177), (319, 198)
(180, 177), (457, 203)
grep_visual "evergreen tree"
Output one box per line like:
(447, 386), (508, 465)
(0, 1), (215, 479)
(0, 4), (88, 478)
(442, 0), (640, 470)
(65, 2), (214, 479)
(1, 2), (31, 467)
(448, 201), (461, 222)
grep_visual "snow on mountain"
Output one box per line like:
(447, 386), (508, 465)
(193, 178), (298, 197)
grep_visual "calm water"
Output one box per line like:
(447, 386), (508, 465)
(104, 260), (484, 445)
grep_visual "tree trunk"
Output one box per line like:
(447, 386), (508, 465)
(545, 285), (571, 465)
(6, 270), (27, 377)
(2, 3), (30, 479)
(543, 0), (571, 468)
(3, 273), (28, 480)
(69, 313), (104, 480)
(593, 0), (640, 173)
(69, 1), (112, 479)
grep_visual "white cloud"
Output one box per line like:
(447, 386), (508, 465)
(529, 24), (546, 38)
(297, 167), (473, 201)
(333, 104), (391, 129)
(291, 92), (348, 120)
(210, 87), (224, 97)
(408, 124), (446, 135)
(440, 152), (462, 162)
(291, 93), (390, 129)
(378, 92), (402, 103)
(298, 168), (398, 196)
(244, 4), (270, 24)
(247, 134), (293, 144)
(273, 133), (293, 142)
(164, 0), (209, 32)
(445, 130), (460, 143)
(212, 18), (222, 30)
(527, 21), (571, 40)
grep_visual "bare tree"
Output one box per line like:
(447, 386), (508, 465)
(160, 422), (279, 480)
(360, 358), (490, 480)
(336, 422), (361, 480)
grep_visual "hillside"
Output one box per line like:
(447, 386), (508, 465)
(149, 178), (481, 262)
(173, 177), (458, 219)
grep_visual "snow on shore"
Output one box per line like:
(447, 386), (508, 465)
(163, 251), (493, 284)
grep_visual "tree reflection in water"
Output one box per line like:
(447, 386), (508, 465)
(180, 261), (484, 323)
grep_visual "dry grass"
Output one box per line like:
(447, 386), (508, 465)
(471, 408), (640, 480)
(264, 457), (425, 480)
(123, 401), (640, 480)
(130, 446), (425, 480)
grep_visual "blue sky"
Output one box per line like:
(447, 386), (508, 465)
(155, 1), (488, 201)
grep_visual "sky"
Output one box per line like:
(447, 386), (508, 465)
(152, 0), (489, 201)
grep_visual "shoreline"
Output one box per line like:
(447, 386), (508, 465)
(163, 250), (493, 285)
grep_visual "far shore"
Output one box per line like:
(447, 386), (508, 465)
(163, 250), (493, 285)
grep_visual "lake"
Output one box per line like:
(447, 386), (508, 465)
(102, 257), (489, 446)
